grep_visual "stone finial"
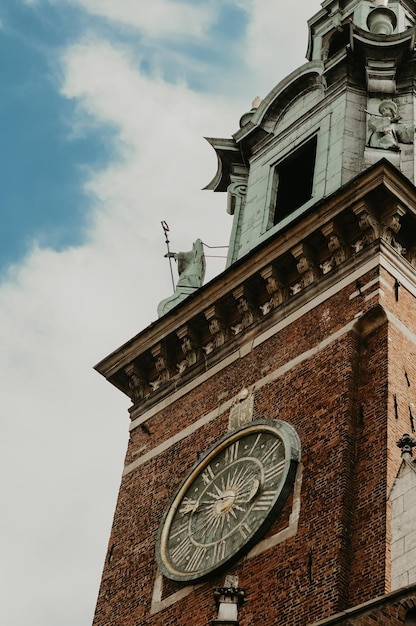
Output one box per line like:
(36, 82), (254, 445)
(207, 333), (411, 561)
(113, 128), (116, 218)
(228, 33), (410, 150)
(212, 575), (246, 626)
(252, 96), (262, 109)
(397, 433), (416, 460)
(239, 97), (262, 128)
(367, 5), (396, 35)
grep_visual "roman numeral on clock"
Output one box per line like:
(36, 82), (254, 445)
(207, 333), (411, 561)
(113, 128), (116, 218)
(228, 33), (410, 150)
(185, 546), (207, 572)
(202, 464), (215, 485)
(171, 537), (192, 565)
(239, 521), (252, 539)
(264, 459), (286, 483)
(225, 441), (239, 464)
(252, 490), (275, 511)
(212, 539), (227, 564)
(261, 439), (282, 463)
(170, 520), (189, 539)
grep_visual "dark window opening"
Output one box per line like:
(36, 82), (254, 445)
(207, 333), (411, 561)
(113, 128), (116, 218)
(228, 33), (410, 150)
(273, 136), (317, 225)
(327, 28), (350, 58)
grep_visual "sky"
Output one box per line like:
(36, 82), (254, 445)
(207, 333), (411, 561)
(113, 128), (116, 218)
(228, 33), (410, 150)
(0, 1), (323, 624)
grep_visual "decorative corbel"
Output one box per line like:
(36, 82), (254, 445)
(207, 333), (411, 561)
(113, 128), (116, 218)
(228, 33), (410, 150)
(124, 363), (147, 404)
(380, 204), (406, 250)
(353, 203), (406, 252)
(232, 285), (256, 333)
(320, 257), (336, 275)
(150, 343), (171, 390)
(260, 264), (287, 312)
(352, 203), (380, 243)
(321, 222), (347, 267)
(176, 325), (199, 372)
(291, 243), (319, 292)
(227, 166), (248, 216)
(203, 305), (227, 354)
(406, 247), (416, 269)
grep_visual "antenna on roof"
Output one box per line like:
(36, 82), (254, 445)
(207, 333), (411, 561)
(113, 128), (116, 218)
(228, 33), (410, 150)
(161, 221), (175, 293)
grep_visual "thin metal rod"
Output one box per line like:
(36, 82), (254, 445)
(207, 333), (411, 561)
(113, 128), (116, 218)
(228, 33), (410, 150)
(161, 221), (175, 293)
(201, 242), (228, 249)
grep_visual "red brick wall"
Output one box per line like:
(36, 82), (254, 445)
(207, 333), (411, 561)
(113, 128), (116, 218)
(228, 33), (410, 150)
(92, 264), (415, 626)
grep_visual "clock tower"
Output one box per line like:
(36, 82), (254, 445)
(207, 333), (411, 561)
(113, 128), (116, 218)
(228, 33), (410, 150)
(92, 1), (416, 624)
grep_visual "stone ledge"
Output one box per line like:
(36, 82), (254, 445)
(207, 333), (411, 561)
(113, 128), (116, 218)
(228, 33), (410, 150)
(94, 161), (416, 417)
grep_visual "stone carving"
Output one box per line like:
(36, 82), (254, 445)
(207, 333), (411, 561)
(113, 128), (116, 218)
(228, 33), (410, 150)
(321, 223), (347, 266)
(368, 100), (414, 151)
(168, 238), (206, 289)
(320, 258), (336, 274)
(202, 343), (215, 355)
(176, 325), (199, 373)
(351, 238), (366, 254)
(231, 322), (244, 336)
(397, 433), (416, 459)
(203, 306), (227, 354)
(142, 198), (416, 402)
(290, 282), (304, 295)
(260, 301), (273, 315)
(158, 239), (206, 317)
(208, 317), (226, 344)
(353, 205), (405, 253)
(291, 243), (319, 292)
(177, 361), (188, 374)
(390, 239), (406, 255)
(149, 379), (162, 392)
(260, 265), (287, 311)
(149, 343), (171, 390)
(125, 364), (146, 404)
(233, 286), (256, 330)
(228, 389), (254, 431)
(406, 248), (416, 269)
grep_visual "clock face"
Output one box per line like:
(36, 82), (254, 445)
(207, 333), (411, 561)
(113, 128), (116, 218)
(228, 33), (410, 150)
(156, 419), (301, 582)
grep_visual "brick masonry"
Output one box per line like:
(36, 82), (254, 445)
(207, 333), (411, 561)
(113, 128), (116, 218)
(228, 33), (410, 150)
(92, 250), (416, 625)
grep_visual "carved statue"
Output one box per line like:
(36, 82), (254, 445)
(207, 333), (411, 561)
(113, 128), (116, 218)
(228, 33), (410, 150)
(368, 100), (414, 151)
(167, 239), (206, 289)
(158, 239), (206, 317)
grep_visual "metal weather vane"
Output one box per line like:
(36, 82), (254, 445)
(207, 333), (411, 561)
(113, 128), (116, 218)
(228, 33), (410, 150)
(161, 221), (176, 293)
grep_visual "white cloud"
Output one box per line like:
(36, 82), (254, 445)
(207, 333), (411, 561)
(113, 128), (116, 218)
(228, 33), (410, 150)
(242, 0), (321, 96)
(1, 33), (240, 626)
(64, 0), (218, 39)
(60, 36), (239, 291)
(1, 1), (324, 624)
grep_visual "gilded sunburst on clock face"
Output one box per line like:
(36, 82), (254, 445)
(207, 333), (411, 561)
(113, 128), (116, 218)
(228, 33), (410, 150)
(156, 419), (301, 582)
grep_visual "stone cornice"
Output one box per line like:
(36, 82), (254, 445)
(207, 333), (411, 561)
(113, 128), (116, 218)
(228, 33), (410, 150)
(94, 161), (416, 416)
